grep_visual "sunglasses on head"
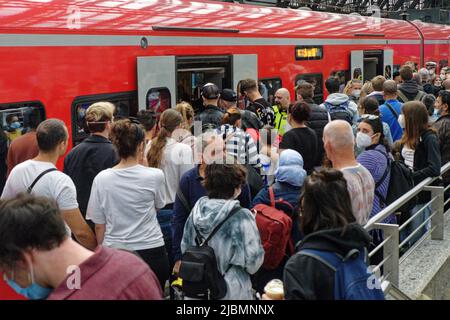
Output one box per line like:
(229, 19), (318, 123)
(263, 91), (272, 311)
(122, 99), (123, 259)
(359, 114), (379, 121)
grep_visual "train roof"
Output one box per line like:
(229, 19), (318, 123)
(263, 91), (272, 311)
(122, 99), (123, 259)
(0, 0), (449, 41)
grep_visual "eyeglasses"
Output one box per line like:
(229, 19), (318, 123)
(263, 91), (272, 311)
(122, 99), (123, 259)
(359, 114), (379, 121)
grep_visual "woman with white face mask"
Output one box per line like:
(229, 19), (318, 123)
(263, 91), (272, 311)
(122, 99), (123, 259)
(356, 116), (396, 266)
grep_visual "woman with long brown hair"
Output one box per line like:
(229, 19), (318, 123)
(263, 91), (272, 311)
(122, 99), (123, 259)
(395, 101), (441, 246)
(146, 109), (194, 269)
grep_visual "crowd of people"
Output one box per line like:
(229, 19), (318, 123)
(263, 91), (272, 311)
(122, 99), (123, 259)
(0, 62), (448, 301)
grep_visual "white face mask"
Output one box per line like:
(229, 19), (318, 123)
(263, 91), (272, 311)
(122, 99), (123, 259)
(352, 90), (361, 99)
(356, 132), (373, 149)
(398, 114), (406, 129)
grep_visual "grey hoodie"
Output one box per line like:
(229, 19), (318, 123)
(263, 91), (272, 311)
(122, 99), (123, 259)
(181, 197), (264, 300)
(320, 93), (359, 123)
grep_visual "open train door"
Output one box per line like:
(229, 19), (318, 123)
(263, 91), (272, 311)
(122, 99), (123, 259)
(350, 51), (364, 81)
(232, 54), (258, 92)
(383, 49), (394, 80)
(137, 56), (176, 112)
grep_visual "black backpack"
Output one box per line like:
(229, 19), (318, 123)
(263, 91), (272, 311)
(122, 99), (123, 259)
(179, 206), (241, 300)
(373, 149), (416, 217)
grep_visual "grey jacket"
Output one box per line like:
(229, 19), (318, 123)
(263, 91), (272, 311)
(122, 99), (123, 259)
(181, 197), (264, 300)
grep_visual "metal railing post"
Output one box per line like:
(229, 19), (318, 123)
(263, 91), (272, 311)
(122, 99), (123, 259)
(424, 185), (445, 240)
(374, 222), (399, 287)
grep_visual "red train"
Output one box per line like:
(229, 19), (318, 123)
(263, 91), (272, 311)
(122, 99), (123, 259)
(0, 0), (449, 299)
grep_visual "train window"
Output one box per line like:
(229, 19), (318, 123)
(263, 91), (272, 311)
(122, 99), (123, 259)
(146, 88), (171, 114)
(259, 78), (282, 106)
(295, 73), (324, 104)
(0, 101), (45, 144)
(330, 70), (350, 92)
(71, 91), (138, 146)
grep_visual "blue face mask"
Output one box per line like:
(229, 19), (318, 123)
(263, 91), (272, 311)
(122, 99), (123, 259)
(10, 121), (21, 130)
(4, 267), (53, 300)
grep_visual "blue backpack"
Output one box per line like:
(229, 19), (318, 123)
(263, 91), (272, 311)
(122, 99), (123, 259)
(324, 101), (353, 125)
(299, 248), (385, 300)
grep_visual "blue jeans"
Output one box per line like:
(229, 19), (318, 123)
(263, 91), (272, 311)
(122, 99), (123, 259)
(157, 208), (174, 269)
(400, 204), (431, 249)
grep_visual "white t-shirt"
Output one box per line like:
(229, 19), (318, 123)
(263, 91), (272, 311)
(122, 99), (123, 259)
(146, 138), (194, 205)
(402, 145), (415, 170)
(1, 160), (78, 211)
(86, 165), (166, 251)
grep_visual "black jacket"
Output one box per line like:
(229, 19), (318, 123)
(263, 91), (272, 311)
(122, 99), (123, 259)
(305, 99), (328, 166)
(0, 133), (7, 194)
(398, 80), (424, 102)
(369, 93), (385, 106)
(413, 130), (442, 204)
(423, 83), (434, 95)
(412, 130), (441, 185)
(432, 115), (450, 185)
(195, 104), (224, 129)
(63, 135), (119, 218)
(284, 223), (371, 300)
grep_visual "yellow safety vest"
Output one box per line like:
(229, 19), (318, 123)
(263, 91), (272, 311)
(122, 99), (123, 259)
(272, 105), (288, 136)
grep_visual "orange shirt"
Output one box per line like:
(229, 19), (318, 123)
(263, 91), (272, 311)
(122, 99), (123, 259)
(7, 131), (39, 176)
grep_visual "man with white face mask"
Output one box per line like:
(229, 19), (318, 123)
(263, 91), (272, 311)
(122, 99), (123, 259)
(379, 80), (404, 141)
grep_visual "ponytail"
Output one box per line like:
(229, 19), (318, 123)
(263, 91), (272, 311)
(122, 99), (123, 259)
(222, 107), (241, 126)
(147, 109), (182, 168)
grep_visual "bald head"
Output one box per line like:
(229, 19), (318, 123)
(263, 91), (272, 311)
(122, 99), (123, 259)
(443, 79), (450, 91)
(323, 120), (355, 152)
(275, 88), (291, 110)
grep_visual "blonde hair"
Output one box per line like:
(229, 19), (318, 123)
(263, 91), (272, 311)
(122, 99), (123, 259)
(343, 79), (362, 96)
(85, 101), (115, 133)
(359, 81), (374, 106)
(175, 102), (194, 131)
(86, 102), (115, 122)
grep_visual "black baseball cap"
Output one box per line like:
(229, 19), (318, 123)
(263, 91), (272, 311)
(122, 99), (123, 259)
(201, 83), (220, 99)
(220, 89), (237, 102)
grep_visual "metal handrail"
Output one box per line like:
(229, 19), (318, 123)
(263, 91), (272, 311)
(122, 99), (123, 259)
(364, 161), (450, 297)
(365, 161), (450, 230)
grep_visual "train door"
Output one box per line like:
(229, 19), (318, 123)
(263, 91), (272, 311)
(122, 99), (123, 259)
(137, 54), (257, 113)
(137, 56), (176, 113)
(350, 49), (393, 82)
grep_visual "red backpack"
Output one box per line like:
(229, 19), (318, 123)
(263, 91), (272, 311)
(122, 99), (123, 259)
(253, 187), (294, 270)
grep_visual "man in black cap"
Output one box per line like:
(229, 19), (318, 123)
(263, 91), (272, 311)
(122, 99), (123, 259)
(195, 83), (224, 129)
(218, 88), (237, 111)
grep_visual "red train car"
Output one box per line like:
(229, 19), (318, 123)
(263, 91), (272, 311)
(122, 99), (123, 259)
(0, 0), (449, 299)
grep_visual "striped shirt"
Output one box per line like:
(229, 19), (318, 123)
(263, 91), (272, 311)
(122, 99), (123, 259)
(357, 144), (396, 225)
(217, 124), (261, 170)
